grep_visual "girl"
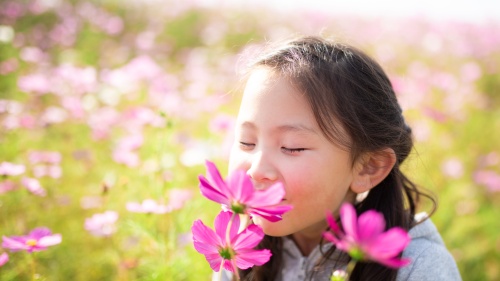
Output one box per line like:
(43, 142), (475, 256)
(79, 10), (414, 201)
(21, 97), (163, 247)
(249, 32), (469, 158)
(221, 36), (461, 280)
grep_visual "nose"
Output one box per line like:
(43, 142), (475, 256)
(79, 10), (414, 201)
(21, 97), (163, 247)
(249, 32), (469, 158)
(246, 151), (278, 186)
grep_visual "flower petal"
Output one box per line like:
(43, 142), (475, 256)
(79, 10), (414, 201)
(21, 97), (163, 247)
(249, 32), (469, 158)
(377, 257), (411, 269)
(205, 252), (224, 272)
(1, 236), (29, 251)
(235, 248), (272, 269)
(365, 227), (410, 260)
(227, 170), (253, 202)
(248, 205), (293, 222)
(340, 203), (358, 241)
(214, 211), (239, 243)
(38, 234), (62, 247)
(29, 227), (52, 239)
(246, 182), (286, 207)
(192, 220), (221, 255)
(205, 160), (229, 194)
(232, 224), (264, 250)
(199, 175), (230, 205)
(357, 210), (385, 242)
(0, 252), (8, 267)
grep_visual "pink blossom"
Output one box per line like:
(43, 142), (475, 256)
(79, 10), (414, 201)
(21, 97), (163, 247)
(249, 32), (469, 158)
(28, 151), (62, 165)
(0, 180), (17, 194)
(85, 211), (119, 237)
(33, 165), (62, 179)
(2, 227), (62, 253)
(441, 158), (464, 179)
(126, 199), (172, 214)
(199, 161), (292, 222)
(22, 177), (46, 197)
(0, 162), (25, 176)
(0, 58), (18, 75)
(167, 188), (193, 210)
(474, 170), (500, 192)
(17, 73), (51, 94)
(0, 252), (8, 267)
(324, 203), (411, 269)
(192, 211), (271, 272)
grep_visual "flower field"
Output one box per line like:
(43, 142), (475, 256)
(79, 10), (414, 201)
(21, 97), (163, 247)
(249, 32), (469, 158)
(0, 1), (499, 280)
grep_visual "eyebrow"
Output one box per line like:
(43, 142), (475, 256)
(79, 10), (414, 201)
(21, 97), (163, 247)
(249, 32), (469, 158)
(240, 121), (319, 135)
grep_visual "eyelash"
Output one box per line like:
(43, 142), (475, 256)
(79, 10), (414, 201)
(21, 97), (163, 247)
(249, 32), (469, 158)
(239, 142), (305, 154)
(281, 147), (306, 154)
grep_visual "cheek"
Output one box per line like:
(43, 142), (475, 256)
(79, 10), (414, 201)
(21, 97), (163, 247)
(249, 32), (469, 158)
(228, 146), (247, 174)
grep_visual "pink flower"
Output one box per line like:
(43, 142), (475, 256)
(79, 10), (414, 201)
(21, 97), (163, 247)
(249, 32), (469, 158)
(324, 203), (411, 269)
(0, 162), (25, 176)
(84, 211), (118, 237)
(167, 188), (193, 210)
(0, 252), (7, 267)
(2, 227), (62, 253)
(0, 180), (17, 194)
(126, 199), (171, 214)
(28, 151), (62, 165)
(22, 177), (46, 197)
(192, 211), (271, 272)
(199, 161), (292, 222)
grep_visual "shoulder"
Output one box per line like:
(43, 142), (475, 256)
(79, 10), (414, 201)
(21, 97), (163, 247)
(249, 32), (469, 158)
(397, 216), (462, 281)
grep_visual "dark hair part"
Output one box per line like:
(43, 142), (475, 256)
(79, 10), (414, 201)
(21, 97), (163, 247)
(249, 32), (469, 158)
(237, 36), (436, 281)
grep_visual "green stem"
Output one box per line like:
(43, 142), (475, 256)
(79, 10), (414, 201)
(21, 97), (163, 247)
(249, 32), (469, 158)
(30, 253), (36, 280)
(346, 259), (357, 279)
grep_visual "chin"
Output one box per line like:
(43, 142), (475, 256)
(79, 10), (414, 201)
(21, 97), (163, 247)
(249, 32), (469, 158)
(253, 216), (291, 237)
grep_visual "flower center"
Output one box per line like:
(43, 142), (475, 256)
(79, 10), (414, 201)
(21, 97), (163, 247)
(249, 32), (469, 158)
(25, 239), (37, 246)
(348, 247), (365, 261)
(230, 201), (246, 214)
(218, 247), (235, 260)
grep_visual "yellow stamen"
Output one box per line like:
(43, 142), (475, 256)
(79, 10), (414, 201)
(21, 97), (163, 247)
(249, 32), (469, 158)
(25, 239), (37, 246)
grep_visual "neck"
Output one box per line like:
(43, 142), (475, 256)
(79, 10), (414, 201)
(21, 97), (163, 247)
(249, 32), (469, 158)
(290, 224), (327, 256)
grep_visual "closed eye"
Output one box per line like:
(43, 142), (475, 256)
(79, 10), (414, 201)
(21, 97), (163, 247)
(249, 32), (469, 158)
(281, 147), (306, 154)
(239, 142), (255, 151)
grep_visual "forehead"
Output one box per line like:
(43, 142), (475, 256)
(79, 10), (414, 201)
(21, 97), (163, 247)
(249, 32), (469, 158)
(238, 68), (318, 130)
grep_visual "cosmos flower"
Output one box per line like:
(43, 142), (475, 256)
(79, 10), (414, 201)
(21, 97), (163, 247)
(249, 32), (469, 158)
(191, 211), (271, 272)
(2, 227), (62, 253)
(0, 252), (8, 267)
(84, 211), (119, 237)
(126, 199), (171, 214)
(324, 203), (411, 269)
(0, 162), (25, 176)
(198, 160), (292, 222)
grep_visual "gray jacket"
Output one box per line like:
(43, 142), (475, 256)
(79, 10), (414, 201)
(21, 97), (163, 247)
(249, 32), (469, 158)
(216, 214), (462, 280)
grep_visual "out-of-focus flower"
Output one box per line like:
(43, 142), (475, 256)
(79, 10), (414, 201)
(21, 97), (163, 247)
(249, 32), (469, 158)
(85, 211), (119, 237)
(22, 177), (46, 197)
(80, 196), (103, 209)
(167, 188), (193, 210)
(324, 203), (411, 269)
(474, 170), (500, 192)
(17, 73), (51, 94)
(0, 162), (25, 176)
(28, 151), (62, 165)
(33, 165), (62, 179)
(126, 199), (171, 214)
(192, 211), (271, 272)
(112, 134), (143, 167)
(199, 161), (292, 222)
(0, 180), (17, 194)
(0, 252), (8, 267)
(441, 158), (464, 179)
(2, 227), (62, 253)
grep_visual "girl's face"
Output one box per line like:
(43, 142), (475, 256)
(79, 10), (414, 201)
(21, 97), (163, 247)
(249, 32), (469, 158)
(229, 67), (357, 239)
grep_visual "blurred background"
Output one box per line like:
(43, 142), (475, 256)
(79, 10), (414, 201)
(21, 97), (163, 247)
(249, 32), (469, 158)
(0, 0), (499, 280)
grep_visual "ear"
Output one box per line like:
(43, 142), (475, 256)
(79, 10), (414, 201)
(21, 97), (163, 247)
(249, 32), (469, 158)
(350, 148), (397, 194)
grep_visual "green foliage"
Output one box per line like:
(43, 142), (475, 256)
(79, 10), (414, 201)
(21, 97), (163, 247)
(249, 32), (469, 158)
(0, 1), (499, 280)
